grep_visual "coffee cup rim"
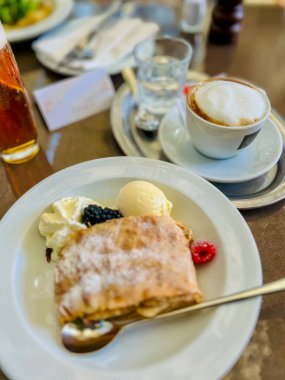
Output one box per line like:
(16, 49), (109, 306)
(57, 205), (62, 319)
(186, 78), (271, 130)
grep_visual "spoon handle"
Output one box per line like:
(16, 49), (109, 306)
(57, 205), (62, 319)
(124, 278), (285, 331)
(152, 278), (285, 321)
(122, 67), (139, 99)
(62, 278), (285, 353)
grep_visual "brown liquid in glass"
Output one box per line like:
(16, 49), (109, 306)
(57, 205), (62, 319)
(0, 43), (37, 152)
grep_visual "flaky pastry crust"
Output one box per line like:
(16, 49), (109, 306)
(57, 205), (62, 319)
(55, 215), (202, 324)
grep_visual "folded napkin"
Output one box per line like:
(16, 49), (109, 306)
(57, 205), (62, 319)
(33, 16), (159, 70)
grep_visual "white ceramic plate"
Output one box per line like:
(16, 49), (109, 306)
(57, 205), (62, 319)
(0, 157), (262, 380)
(35, 50), (136, 76)
(159, 106), (283, 183)
(5, 0), (74, 43)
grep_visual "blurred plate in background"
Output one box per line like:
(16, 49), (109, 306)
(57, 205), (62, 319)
(5, 0), (74, 43)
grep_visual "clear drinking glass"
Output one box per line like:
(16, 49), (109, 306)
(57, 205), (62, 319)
(0, 22), (39, 164)
(134, 36), (192, 131)
(181, 0), (207, 34)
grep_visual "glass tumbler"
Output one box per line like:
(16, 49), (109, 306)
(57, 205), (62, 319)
(134, 36), (192, 131)
(0, 22), (39, 164)
(181, 0), (207, 34)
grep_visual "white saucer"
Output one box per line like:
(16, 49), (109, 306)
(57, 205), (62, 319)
(159, 106), (283, 183)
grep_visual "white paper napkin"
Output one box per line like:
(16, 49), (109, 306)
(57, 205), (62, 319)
(32, 16), (105, 64)
(33, 70), (115, 131)
(33, 17), (159, 70)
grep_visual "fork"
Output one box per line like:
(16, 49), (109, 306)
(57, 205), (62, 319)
(58, 1), (124, 67)
(75, 1), (136, 61)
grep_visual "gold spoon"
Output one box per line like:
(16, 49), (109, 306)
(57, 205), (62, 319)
(62, 277), (285, 353)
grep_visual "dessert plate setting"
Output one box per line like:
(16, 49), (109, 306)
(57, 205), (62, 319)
(110, 82), (285, 209)
(0, 157), (262, 380)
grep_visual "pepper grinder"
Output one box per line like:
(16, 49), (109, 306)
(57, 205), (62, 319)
(208, 0), (244, 44)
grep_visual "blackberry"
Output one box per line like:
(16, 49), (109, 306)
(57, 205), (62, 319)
(46, 248), (53, 263)
(81, 204), (123, 227)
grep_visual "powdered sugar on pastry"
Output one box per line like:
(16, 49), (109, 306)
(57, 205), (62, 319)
(55, 215), (202, 324)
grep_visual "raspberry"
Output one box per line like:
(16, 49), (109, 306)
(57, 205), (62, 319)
(190, 241), (216, 265)
(183, 85), (192, 95)
(81, 205), (123, 227)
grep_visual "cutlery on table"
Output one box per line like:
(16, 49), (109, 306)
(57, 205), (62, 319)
(77, 1), (137, 61)
(61, 277), (285, 353)
(59, 1), (124, 66)
(122, 67), (139, 99)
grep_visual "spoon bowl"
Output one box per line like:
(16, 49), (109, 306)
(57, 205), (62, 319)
(62, 320), (120, 353)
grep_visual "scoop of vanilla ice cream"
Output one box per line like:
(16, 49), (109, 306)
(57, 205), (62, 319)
(39, 196), (101, 261)
(116, 181), (172, 217)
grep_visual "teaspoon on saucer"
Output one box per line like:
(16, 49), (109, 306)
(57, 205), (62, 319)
(61, 277), (285, 353)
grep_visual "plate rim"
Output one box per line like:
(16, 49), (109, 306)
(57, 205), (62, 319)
(5, 0), (74, 43)
(159, 106), (283, 184)
(35, 49), (136, 76)
(0, 157), (262, 380)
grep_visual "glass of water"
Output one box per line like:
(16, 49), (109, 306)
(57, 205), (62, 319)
(134, 36), (192, 131)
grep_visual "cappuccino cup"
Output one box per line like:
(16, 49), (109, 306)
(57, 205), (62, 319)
(186, 77), (271, 159)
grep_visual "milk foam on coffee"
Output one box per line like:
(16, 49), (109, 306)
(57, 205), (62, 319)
(193, 80), (267, 126)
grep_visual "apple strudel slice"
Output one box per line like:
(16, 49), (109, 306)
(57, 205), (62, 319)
(55, 215), (203, 325)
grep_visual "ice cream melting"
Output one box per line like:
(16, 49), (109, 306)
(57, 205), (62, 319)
(116, 181), (172, 217)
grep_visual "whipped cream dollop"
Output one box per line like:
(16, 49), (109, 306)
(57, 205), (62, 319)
(194, 80), (268, 126)
(39, 196), (101, 261)
(116, 181), (172, 217)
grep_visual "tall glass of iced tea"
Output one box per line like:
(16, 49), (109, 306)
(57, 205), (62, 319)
(0, 22), (39, 164)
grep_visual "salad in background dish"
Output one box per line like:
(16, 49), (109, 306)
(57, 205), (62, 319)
(0, 0), (54, 28)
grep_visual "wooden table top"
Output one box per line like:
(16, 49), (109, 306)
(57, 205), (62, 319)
(0, 2), (285, 379)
